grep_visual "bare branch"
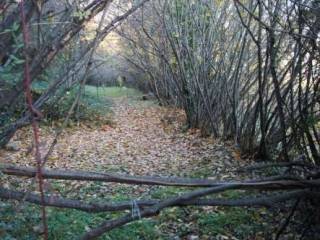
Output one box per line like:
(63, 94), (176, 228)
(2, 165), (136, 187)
(1, 165), (319, 189)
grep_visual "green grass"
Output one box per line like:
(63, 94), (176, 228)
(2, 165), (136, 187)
(81, 87), (113, 117)
(85, 86), (143, 99)
(41, 86), (130, 124)
(46, 209), (160, 240)
(197, 207), (265, 238)
(36, 84), (143, 123)
(0, 179), (269, 239)
(0, 203), (162, 240)
(0, 202), (270, 240)
(0, 183), (272, 240)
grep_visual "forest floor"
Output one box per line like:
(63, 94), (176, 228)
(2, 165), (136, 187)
(1, 90), (244, 177)
(0, 87), (277, 240)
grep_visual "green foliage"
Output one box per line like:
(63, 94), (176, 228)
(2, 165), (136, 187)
(72, 10), (90, 21)
(46, 209), (161, 240)
(0, 202), (161, 240)
(41, 86), (113, 124)
(188, 166), (212, 178)
(197, 207), (265, 238)
(0, 182), (270, 240)
(151, 186), (186, 199)
(306, 115), (320, 127)
(0, 200), (270, 240)
(32, 81), (50, 95)
(0, 54), (24, 83)
(0, 202), (39, 240)
(0, 21), (25, 83)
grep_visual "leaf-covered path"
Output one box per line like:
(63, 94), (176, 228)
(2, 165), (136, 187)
(0, 96), (272, 240)
(1, 97), (242, 179)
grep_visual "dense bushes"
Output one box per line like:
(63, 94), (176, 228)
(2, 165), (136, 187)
(38, 85), (113, 124)
(122, 0), (320, 163)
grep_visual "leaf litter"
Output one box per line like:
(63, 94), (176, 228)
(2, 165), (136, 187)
(1, 97), (266, 239)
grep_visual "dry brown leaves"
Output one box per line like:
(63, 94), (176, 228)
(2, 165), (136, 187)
(0, 98), (246, 194)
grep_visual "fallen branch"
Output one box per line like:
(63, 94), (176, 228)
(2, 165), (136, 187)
(2, 164), (318, 189)
(1, 164), (319, 239)
(80, 184), (320, 239)
(2, 187), (317, 213)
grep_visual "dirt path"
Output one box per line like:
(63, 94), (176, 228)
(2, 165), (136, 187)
(1, 98), (242, 179)
(1, 97), (258, 240)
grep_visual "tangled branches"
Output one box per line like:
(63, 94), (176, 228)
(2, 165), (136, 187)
(1, 163), (319, 239)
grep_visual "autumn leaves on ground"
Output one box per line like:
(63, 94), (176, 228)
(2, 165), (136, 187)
(1, 88), (243, 177)
(0, 87), (267, 239)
